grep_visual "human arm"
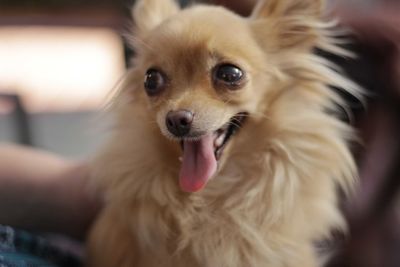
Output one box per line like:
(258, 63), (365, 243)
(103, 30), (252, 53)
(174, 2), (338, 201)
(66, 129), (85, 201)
(0, 143), (99, 239)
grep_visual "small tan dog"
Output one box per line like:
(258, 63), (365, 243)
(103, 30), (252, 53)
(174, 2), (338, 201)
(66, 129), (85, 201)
(87, 0), (361, 266)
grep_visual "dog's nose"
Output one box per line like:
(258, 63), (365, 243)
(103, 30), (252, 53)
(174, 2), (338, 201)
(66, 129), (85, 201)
(166, 110), (194, 137)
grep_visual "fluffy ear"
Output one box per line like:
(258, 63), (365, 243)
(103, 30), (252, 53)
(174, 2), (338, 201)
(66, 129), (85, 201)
(251, 0), (322, 19)
(132, 0), (180, 35)
(250, 0), (323, 50)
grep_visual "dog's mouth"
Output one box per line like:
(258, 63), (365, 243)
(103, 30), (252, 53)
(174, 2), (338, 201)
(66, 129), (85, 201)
(178, 112), (247, 193)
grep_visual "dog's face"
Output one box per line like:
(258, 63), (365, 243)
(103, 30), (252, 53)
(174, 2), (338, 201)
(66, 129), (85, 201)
(128, 0), (322, 192)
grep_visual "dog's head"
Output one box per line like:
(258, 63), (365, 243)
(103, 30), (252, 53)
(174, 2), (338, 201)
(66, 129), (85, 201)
(126, 0), (325, 192)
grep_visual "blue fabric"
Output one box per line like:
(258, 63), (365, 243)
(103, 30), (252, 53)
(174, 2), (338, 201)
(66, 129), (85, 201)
(0, 225), (81, 267)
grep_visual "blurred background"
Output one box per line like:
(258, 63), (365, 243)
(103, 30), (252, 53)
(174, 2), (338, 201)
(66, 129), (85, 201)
(0, 0), (131, 158)
(0, 0), (399, 266)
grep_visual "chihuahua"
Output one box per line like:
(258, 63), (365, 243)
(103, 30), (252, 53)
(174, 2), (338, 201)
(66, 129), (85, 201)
(87, 0), (361, 266)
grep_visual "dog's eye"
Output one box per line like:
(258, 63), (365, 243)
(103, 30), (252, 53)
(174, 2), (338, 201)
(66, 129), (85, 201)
(144, 69), (166, 96)
(213, 64), (244, 89)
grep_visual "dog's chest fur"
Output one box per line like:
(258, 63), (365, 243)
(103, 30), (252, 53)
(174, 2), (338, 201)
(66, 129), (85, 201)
(88, 125), (339, 267)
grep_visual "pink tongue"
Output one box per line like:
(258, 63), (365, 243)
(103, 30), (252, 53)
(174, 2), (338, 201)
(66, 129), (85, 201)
(179, 134), (217, 192)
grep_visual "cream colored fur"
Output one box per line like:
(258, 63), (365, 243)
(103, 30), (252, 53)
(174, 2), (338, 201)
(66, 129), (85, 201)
(86, 0), (361, 266)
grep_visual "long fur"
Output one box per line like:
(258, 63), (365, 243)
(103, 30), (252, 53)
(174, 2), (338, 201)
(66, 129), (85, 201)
(86, 0), (360, 266)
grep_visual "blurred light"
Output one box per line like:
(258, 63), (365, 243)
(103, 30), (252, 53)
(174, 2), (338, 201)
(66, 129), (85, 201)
(0, 26), (125, 112)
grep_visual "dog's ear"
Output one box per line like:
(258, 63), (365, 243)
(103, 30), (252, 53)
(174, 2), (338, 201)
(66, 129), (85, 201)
(251, 0), (322, 19)
(250, 0), (323, 51)
(132, 0), (180, 35)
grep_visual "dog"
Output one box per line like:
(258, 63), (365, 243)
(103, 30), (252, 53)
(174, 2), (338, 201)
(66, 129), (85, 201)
(87, 0), (361, 266)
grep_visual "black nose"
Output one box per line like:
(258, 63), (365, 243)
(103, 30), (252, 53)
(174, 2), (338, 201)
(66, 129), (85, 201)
(166, 110), (194, 137)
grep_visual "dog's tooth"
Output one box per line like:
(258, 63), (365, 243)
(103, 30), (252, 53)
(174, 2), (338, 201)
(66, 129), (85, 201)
(178, 157), (183, 162)
(214, 134), (225, 147)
